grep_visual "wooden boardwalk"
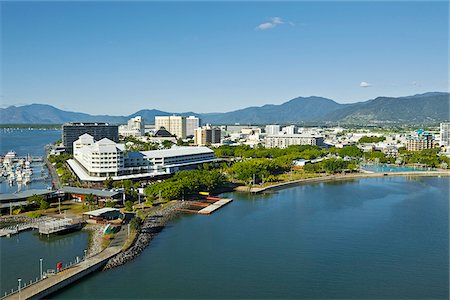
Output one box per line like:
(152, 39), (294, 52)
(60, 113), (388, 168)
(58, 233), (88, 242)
(197, 198), (233, 215)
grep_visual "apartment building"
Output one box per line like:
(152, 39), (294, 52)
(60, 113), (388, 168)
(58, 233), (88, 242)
(194, 125), (221, 145)
(265, 134), (324, 149)
(186, 116), (201, 137)
(155, 116), (187, 139)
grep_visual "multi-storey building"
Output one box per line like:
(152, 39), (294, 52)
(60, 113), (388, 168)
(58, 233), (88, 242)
(265, 134), (324, 149)
(155, 116), (187, 139)
(62, 122), (119, 153)
(68, 134), (216, 181)
(194, 125), (221, 145)
(265, 125), (280, 136)
(406, 129), (434, 151)
(119, 116), (145, 137)
(186, 116), (201, 138)
(440, 122), (450, 147)
(281, 125), (297, 135)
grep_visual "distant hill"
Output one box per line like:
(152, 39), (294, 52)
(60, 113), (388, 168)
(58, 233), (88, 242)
(0, 92), (448, 125)
(201, 96), (343, 124)
(0, 104), (127, 124)
(322, 92), (449, 124)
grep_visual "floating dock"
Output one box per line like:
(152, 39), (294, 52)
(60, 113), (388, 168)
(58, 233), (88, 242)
(197, 198), (233, 215)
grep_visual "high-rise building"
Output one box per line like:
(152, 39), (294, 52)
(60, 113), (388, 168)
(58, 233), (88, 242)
(155, 116), (187, 139)
(406, 129), (434, 151)
(186, 116), (201, 137)
(62, 122), (119, 153)
(440, 122), (450, 147)
(194, 125), (221, 145)
(265, 125), (280, 136)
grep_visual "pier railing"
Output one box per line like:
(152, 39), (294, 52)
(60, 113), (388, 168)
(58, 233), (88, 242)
(0, 255), (88, 299)
(0, 217), (54, 237)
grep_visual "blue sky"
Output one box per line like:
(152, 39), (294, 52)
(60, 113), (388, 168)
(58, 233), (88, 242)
(1, 1), (448, 115)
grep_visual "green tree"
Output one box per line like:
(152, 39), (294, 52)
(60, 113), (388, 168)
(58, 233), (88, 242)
(103, 177), (114, 189)
(27, 194), (45, 207)
(124, 200), (134, 212)
(39, 200), (50, 210)
(86, 193), (96, 210)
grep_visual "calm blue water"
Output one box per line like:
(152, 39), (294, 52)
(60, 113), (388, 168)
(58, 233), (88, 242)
(0, 128), (61, 193)
(361, 163), (432, 173)
(53, 177), (449, 299)
(0, 128), (61, 156)
(0, 230), (89, 295)
(0, 128), (89, 296)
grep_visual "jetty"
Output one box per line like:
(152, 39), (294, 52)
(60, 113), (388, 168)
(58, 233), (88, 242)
(0, 217), (53, 237)
(198, 198), (233, 214)
(38, 218), (83, 235)
(2, 246), (122, 300)
(178, 196), (233, 215)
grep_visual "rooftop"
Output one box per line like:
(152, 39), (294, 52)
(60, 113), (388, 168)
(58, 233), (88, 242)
(60, 186), (119, 198)
(141, 146), (214, 159)
(83, 207), (120, 217)
(0, 189), (55, 202)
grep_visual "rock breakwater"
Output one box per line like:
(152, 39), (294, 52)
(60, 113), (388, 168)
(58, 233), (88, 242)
(103, 201), (188, 270)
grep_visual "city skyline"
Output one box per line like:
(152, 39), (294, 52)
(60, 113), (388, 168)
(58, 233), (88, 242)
(2, 1), (448, 115)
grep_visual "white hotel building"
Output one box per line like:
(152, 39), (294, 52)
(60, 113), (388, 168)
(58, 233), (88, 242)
(68, 134), (216, 182)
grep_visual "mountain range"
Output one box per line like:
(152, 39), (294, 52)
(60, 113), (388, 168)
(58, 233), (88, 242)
(1, 92), (448, 125)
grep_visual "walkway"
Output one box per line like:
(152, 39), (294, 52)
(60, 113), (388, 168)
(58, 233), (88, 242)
(249, 170), (450, 194)
(3, 246), (122, 300)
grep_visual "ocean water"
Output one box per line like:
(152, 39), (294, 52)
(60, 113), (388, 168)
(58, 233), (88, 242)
(0, 230), (89, 295)
(0, 128), (88, 296)
(53, 176), (449, 299)
(0, 128), (61, 193)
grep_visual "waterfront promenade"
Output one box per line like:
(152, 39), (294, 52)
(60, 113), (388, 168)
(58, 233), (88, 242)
(242, 170), (450, 194)
(4, 246), (121, 300)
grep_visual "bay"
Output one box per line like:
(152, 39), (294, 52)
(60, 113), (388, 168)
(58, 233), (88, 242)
(53, 176), (449, 299)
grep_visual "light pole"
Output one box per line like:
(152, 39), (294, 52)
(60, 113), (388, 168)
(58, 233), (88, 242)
(18, 278), (22, 300)
(39, 258), (43, 279)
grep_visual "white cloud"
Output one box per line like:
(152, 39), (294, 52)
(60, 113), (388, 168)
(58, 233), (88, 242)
(256, 22), (276, 30)
(256, 17), (290, 30)
(271, 17), (284, 24)
(360, 81), (372, 88)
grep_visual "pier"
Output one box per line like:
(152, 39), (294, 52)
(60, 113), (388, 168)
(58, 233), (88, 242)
(177, 197), (233, 215)
(2, 246), (122, 300)
(0, 217), (53, 237)
(38, 218), (83, 235)
(198, 198), (233, 214)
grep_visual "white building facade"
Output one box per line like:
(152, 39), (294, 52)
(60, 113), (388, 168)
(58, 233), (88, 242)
(265, 134), (324, 149)
(69, 134), (216, 181)
(119, 116), (145, 137)
(186, 116), (201, 137)
(440, 122), (450, 147)
(265, 125), (280, 136)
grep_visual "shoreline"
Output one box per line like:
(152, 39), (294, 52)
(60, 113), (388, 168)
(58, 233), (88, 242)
(103, 201), (188, 270)
(236, 170), (450, 194)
